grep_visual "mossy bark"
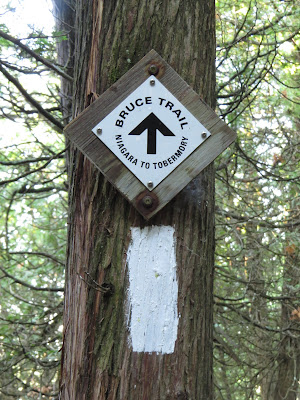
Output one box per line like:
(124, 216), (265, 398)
(59, 0), (215, 399)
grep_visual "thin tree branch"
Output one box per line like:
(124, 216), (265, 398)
(0, 29), (73, 82)
(9, 251), (64, 266)
(0, 58), (46, 74)
(0, 265), (64, 292)
(0, 148), (66, 186)
(0, 153), (65, 166)
(0, 62), (64, 131)
(215, 207), (300, 229)
(217, 11), (295, 51)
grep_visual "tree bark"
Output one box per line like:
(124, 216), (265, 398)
(58, 1), (216, 399)
(274, 236), (300, 400)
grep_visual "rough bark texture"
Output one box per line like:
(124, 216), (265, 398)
(58, 1), (216, 399)
(52, 0), (75, 126)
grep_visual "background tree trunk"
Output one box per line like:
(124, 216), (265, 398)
(274, 207), (300, 400)
(58, 1), (216, 399)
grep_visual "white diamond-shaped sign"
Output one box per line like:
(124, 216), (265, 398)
(64, 50), (236, 219)
(92, 76), (210, 190)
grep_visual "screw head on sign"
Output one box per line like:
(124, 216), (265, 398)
(142, 195), (153, 208)
(147, 181), (154, 188)
(148, 64), (159, 75)
(201, 132), (207, 138)
(97, 128), (102, 135)
(150, 79), (155, 86)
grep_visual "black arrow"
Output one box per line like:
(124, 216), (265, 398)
(128, 113), (175, 154)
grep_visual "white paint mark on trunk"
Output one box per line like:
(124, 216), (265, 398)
(126, 225), (179, 354)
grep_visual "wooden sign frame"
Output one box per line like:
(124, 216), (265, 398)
(64, 49), (236, 219)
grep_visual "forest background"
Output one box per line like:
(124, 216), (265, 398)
(0, 0), (299, 399)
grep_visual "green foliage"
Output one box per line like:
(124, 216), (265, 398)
(0, 2), (68, 398)
(0, 125), (67, 398)
(214, 0), (300, 398)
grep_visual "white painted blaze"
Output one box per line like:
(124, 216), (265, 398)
(126, 225), (179, 354)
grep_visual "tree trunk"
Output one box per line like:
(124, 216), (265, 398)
(274, 237), (300, 400)
(58, 1), (216, 399)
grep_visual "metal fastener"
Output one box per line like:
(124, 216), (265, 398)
(147, 181), (154, 188)
(201, 132), (207, 138)
(97, 128), (102, 135)
(148, 64), (159, 75)
(142, 195), (153, 208)
(150, 79), (155, 86)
